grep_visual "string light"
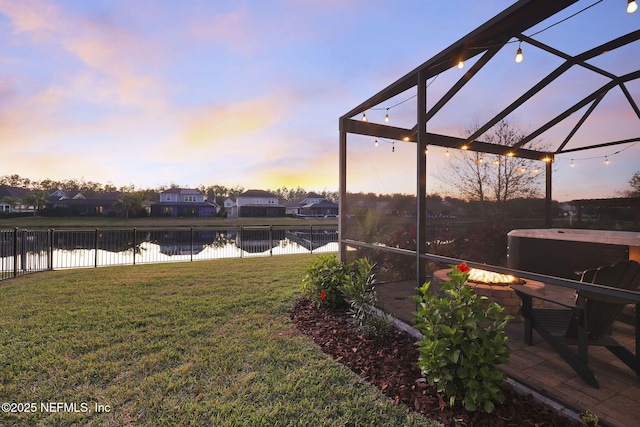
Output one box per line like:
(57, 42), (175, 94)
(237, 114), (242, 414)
(392, 142), (395, 153)
(385, 109), (390, 122)
(628, 0), (638, 13)
(515, 41), (523, 63)
(445, 149), (450, 156)
(461, 144), (469, 150)
(457, 60), (464, 69)
(374, 139), (378, 147)
(362, 112), (367, 122)
(559, 140), (638, 167)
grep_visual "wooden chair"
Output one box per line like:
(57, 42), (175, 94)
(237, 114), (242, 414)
(511, 260), (640, 388)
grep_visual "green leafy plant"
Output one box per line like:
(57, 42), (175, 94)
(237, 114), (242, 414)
(413, 263), (512, 413)
(301, 254), (349, 308)
(340, 258), (391, 339)
(580, 409), (599, 426)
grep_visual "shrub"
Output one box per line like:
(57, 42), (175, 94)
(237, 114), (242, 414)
(301, 254), (349, 309)
(413, 263), (512, 413)
(340, 258), (391, 339)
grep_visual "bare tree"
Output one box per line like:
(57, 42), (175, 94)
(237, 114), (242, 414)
(436, 120), (544, 218)
(624, 171), (640, 197)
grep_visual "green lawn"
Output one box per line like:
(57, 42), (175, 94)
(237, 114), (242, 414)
(0, 255), (434, 426)
(0, 216), (337, 229)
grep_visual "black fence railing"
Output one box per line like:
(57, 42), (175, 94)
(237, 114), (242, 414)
(0, 225), (338, 281)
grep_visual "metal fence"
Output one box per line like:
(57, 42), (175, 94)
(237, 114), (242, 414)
(0, 225), (338, 281)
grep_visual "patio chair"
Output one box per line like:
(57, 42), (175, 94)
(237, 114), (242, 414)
(511, 259), (640, 388)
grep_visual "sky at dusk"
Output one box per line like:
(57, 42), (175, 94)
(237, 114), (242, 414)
(1, 0), (638, 201)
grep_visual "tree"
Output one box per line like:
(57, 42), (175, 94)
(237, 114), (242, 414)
(23, 191), (49, 216)
(1, 196), (20, 213)
(627, 171), (640, 197)
(436, 120), (544, 219)
(113, 193), (144, 218)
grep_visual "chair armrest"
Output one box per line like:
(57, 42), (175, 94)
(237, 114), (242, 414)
(578, 291), (638, 305)
(511, 284), (578, 309)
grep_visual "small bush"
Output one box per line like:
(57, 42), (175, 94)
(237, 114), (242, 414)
(341, 258), (391, 339)
(301, 254), (349, 308)
(413, 264), (512, 413)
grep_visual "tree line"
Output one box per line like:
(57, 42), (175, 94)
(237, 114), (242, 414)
(0, 174), (339, 203)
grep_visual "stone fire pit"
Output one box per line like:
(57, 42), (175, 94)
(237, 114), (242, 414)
(431, 268), (545, 321)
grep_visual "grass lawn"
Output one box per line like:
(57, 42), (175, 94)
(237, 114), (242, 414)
(0, 216), (337, 229)
(0, 254), (434, 426)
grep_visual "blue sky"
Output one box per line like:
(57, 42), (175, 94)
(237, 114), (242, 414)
(1, 0), (638, 201)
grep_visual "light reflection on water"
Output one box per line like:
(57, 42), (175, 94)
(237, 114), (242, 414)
(1, 228), (338, 276)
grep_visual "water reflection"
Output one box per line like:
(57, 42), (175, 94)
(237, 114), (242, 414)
(1, 227), (338, 273)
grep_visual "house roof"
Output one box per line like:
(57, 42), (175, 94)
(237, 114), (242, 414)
(289, 192), (327, 206)
(0, 185), (29, 199)
(309, 199), (338, 208)
(239, 189), (279, 198)
(161, 188), (204, 195)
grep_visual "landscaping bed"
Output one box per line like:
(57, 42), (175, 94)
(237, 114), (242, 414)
(291, 297), (580, 426)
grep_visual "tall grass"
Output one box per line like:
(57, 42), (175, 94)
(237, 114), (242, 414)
(0, 255), (434, 426)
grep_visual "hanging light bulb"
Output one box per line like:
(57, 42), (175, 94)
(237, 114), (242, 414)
(461, 144), (468, 150)
(374, 139), (378, 147)
(571, 159), (575, 167)
(385, 109), (389, 122)
(605, 156), (610, 164)
(445, 149), (450, 156)
(362, 112), (367, 122)
(628, 0), (638, 13)
(515, 41), (524, 63)
(457, 60), (464, 69)
(392, 143), (395, 153)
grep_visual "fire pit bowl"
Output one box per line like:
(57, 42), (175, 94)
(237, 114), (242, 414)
(431, 268), (545, 321)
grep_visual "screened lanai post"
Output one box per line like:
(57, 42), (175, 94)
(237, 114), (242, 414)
(416, 70), (428, 286)
(545, 158), (553, 228)
(338, 125), (347, 261)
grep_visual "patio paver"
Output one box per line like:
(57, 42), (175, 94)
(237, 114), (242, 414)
(376, 280), (640, 427)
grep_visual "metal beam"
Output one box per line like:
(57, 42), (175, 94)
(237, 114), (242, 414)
(558, 137), (640, 155)
(338, 122), (347, 262)
(341, 0), (578, 121)
(342, 118), (552, 160)
(556, 93), (605, 153)
(417, 71), (427, 287)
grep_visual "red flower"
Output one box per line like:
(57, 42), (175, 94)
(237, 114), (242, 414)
(456, 263), (470, 273)
(319, 290), (327, 300)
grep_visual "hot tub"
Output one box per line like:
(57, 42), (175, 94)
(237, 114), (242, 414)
(507, 229), (640, 279)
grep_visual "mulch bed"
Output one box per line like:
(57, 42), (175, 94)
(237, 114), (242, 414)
(291, 297), (581, 426)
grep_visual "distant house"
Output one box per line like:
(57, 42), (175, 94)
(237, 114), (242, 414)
(223, 197), (237, 218)
(236, 190), (285, 217)
(285, 192), (338, 217)
(45, 191), (123, 216)
(0, 185), (30, 213)
(151, 188), (218, 218)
